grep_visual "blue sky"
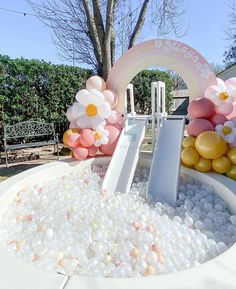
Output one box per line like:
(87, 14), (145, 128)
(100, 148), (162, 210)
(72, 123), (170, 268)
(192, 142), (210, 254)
(0, 0), (233, 67)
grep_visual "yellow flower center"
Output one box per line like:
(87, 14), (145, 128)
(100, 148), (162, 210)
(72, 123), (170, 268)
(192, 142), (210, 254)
(218, 91), (229, 101)
(95, 132), (102, 140)
(223, 126), (232, 135)
(86, 104), (97, 117)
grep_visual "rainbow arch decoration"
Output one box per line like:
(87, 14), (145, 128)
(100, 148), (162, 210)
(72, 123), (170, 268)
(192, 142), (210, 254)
(107, 39), (217, 112)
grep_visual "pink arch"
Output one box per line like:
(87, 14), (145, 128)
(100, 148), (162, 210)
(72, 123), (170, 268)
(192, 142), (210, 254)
(106, 39), (217, 113)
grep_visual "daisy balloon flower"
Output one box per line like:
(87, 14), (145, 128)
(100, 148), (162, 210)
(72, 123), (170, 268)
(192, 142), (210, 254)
(215, 120), (236, 143)
(94, 126), (109, 147)
(206, 83), (235, 105)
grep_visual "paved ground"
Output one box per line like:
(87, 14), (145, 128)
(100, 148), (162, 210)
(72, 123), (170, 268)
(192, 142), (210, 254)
(0, 145), (70, 182)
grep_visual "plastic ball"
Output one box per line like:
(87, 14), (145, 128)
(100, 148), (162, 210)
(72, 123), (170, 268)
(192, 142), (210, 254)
(226, 165), (236, 180)
(227, 147), (236, 165)
(80, 129), (95, 147)
(103, 90), (118, 108)
(188, 98), (215, 119)
(88, 145), (99, 157)
(215, 103), (233, 116)
(66, 133), (81, 148)
(194, 157), (212, 172)
(182, 136), (196, 148)
(187, 119), (214, 137)
(195, 131), (227, 159)
(181, 147), (199, 166)
(100, 125), (121, 155)
(212, 156), (231, 174)
(210, 114), (227, 127)
(72, 146), (88, 160)
(86, 76), (106, 91)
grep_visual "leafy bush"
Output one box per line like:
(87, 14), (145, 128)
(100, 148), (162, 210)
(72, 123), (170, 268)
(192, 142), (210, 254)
(131, 70), (173, 114)
(0, 56), (173, 140)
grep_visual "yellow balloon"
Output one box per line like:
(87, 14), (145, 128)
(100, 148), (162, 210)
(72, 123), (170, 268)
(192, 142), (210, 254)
(194, 157), (212, 172)
(226, 165), (236, 180)
(181, 160), (193, 168)
(181, 147), (199, 166)
(195, 131), (227, 159)
(227, 147), (236, 165)
(63, 128), (80, 146)
(212, 156), (231, 174)
(182, 136), (196, 148)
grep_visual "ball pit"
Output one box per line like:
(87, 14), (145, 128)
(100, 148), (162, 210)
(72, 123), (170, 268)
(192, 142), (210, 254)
(0, 157), (236, 289)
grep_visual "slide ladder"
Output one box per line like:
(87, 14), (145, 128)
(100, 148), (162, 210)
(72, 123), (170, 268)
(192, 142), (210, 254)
(102, 117), (147, 194)
(147, 116), (185, 206)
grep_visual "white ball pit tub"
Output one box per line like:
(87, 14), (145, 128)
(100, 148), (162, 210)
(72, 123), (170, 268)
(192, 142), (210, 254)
(0, 157), (236, 289)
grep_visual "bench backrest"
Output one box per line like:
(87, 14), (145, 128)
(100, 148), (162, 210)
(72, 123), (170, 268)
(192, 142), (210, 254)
(4, 121), (56, 140)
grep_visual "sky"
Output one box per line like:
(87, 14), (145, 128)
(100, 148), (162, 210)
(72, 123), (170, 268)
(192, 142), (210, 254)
(0, 0), (234, 68)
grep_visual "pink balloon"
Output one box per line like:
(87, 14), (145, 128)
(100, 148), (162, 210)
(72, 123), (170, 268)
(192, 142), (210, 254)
(187, 119), (214, 137)
(86, 76), (106, 91)
(100, 125), (121, 155)
(107, 111), (120, 124)
(226, 103), (236, 119)
(210, 113), (227, 127)
(103, 90), (118, 108)
(72, 146), (88, 160)
(88, 145), (99, 157)
(80, 129), (95, 147)
(66, 133), (80, 148)
(188, 98), (215, 119)
(215, 102), (233, 116)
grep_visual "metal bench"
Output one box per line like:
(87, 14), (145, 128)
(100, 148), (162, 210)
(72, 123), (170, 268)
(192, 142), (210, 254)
(3, 121), (59, 167)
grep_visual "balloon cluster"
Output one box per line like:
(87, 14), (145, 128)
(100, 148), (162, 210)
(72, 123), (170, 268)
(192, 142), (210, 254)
(181, 78), (236, 180)
(63, 76), (124, 160)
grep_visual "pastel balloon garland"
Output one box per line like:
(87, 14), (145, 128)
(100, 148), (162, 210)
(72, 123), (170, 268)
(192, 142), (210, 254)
(181, 77), (236, 180)
(63, 76), (124, 160)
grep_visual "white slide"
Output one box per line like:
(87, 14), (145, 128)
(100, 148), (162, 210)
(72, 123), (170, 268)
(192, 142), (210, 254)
(102, 117), (147, 194)
(147, 117), (185, 206)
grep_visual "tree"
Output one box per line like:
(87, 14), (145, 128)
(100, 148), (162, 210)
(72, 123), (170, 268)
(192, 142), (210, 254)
(224, 2), (236, 67)
(29, 0), (186, 80)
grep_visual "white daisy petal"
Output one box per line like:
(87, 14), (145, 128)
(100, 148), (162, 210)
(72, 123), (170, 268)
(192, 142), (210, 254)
(215, 124), (223, 133)
(94, 140), (101, 147)
(76, 91), (90, 106)
(233, 128), (236, 135)
(101, 136), (109, 145)
(224, 121), (234, 128)
(75, 89), (89, 102)
(226, 95), (234, 103)
(91, 115), (105, 130)
(89, 89), (104, 105)
(225, 134), (235, 143)
(76, 114), (92, 129)
(72, 102), (86, 117)
(98, 102), (111, 118)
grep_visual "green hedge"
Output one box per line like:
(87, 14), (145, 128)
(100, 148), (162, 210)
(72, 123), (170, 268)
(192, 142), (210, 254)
(0, 56), (173, 139)
(131, 70), (173, 114)
(0, 55), (92, 129)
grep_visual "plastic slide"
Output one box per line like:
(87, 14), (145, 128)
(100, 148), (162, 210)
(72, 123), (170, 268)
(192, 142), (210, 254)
(147, 117), (185, 206)
(102, 117), (147, 194)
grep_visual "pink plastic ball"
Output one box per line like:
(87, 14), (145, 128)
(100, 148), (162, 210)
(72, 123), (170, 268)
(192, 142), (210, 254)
(215, 103), (233, 116)
(100, 125), (121, 155)
(187, 119), (214, 137)
(188, 98), (215, 119)
(80, 129), (95, 147)
(88, 145), (99, 157)
(103, 90), (118, 108)
(72, 147), (88, 160)
(66, 133), (80, 148)
(86, 76), (106, 91)
(210, 113), (227, 127)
